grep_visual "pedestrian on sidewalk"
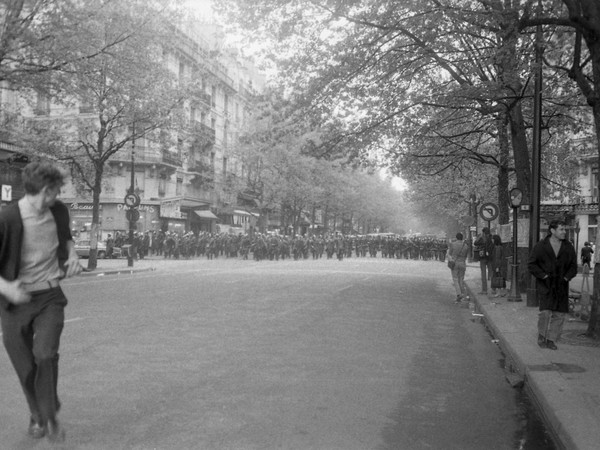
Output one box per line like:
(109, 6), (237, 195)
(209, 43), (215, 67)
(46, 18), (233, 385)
(581, 241), (593, 270)
(527, 220), (577, 350)
(0, 162), (83, 442)
(447, 232), (470, 303)
(490, 234), (508, 297)
(474, 227), (494, 295)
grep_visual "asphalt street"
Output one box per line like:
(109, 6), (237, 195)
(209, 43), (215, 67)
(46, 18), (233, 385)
(0, 258), (549, 449)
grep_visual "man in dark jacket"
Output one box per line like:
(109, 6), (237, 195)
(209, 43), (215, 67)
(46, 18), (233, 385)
(0, 162), (82, 442)
(528, 220), (577, 350)
(474, 227), (495, 295)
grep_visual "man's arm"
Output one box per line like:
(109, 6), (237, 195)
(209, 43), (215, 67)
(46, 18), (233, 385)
(0, 276), (31, 305)
(63, 240), (83, 278)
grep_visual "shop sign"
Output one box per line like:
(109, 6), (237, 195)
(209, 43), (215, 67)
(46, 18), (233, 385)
(117, 203), (156, 213)
(70, 202), (102, 210)
(2, 185), (12, 201)
(160, 199), (182, 219)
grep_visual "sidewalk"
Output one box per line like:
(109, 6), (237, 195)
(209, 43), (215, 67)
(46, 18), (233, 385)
(466, 267), (600, 450)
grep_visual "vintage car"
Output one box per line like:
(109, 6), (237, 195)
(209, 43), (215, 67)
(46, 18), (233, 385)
(74, 239), (122, 259)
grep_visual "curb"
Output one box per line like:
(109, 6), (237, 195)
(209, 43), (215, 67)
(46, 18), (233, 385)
(465, 283), (571, 450)
(80, 267), (157, 277)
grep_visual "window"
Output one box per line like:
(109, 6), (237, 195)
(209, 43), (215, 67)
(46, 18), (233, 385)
(211, 86), (217, 107)
(190, 107), (197, 122)
(224, 94), (229, 115)
(35, 91), (50, 115)
(210, 152), (215, 171)
(176, 176), (183, 196)
(179, 61), (185, 82)
(222, 157), (228, 176)
(592, 167), (598, 199)
(211, 117), (216, 130)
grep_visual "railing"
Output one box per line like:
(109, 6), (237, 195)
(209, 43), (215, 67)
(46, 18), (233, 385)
(191, 121), (216, 144)
(112, 149), (182, 167)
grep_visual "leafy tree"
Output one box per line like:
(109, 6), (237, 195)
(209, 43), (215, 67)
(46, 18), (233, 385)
(26, 0), (187, 269)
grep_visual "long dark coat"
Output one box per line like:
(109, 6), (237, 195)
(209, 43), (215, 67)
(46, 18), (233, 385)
(527, 236), (577, 312)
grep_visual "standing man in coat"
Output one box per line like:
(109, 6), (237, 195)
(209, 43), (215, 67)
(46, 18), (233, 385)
(474, 227), (494, 295)
(528, 220), (577, 350)
(0, 162), (83, 442)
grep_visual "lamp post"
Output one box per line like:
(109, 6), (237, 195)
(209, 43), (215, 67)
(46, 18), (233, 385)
(508, 188), (523, 302)
(127, 129), (135, 267)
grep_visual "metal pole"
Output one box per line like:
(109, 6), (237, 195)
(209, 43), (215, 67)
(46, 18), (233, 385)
(527, 0), (543, 307)
(128, 123), (135, 267)
(508, 206), (522, 302)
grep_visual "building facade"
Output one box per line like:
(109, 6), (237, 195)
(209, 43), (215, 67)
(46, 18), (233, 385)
(1, 20), (266, 240)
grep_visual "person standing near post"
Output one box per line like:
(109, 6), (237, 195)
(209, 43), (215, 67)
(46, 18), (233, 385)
(0, 162), (83, 442)
(527, 220), (577, 350)
(447, 232), (470, 303)
(581, 241), (593, 269)
(474, 227), (494, 295)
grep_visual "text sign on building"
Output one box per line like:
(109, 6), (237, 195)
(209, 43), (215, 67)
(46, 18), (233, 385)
(160, 199), (182, 219)
(1, 185), (12, 201)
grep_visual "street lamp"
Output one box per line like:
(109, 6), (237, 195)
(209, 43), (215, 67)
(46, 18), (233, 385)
(508, 188), (523, 302)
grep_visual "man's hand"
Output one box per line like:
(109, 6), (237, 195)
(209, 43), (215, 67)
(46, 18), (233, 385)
(64, 257), (83, 278)
(1, 280), (32, 305)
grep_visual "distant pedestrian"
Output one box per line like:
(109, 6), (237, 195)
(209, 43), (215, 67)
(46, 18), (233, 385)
(490, 234), (508, 297)
(527, 220), (577, 350)
(447, 232), (470, 303)
(106, 233), (114, 259)
(581, 241), (594, 269)
(0, 161), (83, 443)
(474, 227), (494, 295)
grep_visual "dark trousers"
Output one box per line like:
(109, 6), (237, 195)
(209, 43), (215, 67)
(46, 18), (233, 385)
(1, 287), (67, 425)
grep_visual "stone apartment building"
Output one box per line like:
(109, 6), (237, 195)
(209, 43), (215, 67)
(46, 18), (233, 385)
(0, 20), (266, 239)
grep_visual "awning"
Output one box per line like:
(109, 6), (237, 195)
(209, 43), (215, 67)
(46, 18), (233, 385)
(234, 209), (259, 217)
(194, 210), (218, 220)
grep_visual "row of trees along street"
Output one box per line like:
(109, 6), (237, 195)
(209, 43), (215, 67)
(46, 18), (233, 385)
(0, 0), (410, 269)
(214, 0), (600, 338)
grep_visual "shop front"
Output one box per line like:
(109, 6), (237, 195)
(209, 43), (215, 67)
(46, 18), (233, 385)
(159, 197), (212, 234)
(66, 200), (161, 240)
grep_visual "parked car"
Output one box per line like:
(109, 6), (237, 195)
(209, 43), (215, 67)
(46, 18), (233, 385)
(74, 239), (122, 259)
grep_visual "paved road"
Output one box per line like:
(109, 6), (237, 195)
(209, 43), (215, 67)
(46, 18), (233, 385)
(0, 258), (541, 449)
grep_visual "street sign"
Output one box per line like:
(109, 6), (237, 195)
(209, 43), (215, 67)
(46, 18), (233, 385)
(126, 208), (140, 222)
(2, 185), (12, 201)
(124, 193), (141, 208)
(480, 202), (499, 222)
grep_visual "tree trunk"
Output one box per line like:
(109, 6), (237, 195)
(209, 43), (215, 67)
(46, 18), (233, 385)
(87, 168), (103, 270)
(497, 115), (511, 224)
(587, 103), (600, 337)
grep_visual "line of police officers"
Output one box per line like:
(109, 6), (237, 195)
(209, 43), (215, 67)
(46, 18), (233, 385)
(109, 231), (449, 262)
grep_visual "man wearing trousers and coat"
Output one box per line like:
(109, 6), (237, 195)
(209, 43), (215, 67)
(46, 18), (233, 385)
(528, 220), (577, 350)
(0, 162), (83, 442)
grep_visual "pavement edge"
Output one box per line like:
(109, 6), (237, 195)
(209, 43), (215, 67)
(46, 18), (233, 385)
(465, 283), (572, 450)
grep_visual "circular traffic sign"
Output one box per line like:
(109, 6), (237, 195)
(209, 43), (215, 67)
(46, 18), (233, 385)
(124, 193), (140, 208)
(126, 208), (140, 222)
(480, 202), (499, 222)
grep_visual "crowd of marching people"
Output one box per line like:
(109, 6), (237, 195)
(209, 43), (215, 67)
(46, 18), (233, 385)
(108, 230), (449, 262)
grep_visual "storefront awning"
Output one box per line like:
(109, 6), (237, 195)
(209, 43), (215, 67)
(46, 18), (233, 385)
(194, 210), (218, 220)
(234, 209), (259, 217)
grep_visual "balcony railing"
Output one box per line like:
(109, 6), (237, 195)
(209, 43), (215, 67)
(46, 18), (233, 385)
(112, 148), (182, 167)
(191, 121), (216, 145)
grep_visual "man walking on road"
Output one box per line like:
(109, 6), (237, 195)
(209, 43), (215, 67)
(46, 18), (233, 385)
(0, 162), (83, 442)
(528, 220), (577, 350)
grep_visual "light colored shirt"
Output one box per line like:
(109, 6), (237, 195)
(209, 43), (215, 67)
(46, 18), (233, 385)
(17, 197), (63, 284)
